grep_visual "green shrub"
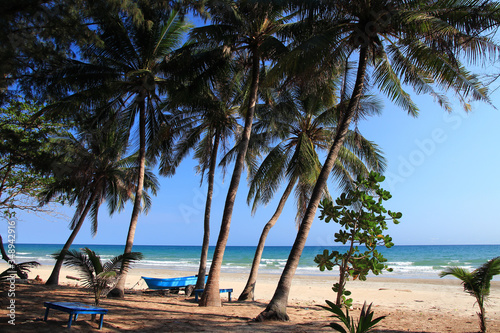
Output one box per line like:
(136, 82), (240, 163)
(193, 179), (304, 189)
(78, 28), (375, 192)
(321, 300), (385, 333)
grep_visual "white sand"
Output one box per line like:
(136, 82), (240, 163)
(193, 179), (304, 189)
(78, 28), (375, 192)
(3, 262), (499, 317)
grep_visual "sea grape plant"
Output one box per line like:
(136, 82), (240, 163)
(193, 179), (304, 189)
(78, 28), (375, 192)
(315, 172), (402, 307)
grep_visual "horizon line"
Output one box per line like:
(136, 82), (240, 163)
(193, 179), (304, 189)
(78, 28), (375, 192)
(7, 243), (500, 247)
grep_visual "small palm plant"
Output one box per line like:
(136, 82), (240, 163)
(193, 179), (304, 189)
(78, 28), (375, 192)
(321, 301), (385, 333)
(440, 257), (500, 333)
(0, 234), (39, 281)
(56, 247), (143, 305)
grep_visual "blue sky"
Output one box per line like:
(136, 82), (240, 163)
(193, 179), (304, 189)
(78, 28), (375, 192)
(6, 84), (500, 247)
(4, 12), (500, 248)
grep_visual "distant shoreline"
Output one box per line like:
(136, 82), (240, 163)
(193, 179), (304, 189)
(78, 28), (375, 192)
(6, 243), (500, 281)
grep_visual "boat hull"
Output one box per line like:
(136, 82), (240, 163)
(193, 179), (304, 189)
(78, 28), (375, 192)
(141, 275), (206, 290)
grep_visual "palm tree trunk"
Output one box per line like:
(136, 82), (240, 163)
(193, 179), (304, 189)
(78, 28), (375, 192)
(195, 131), (220, 290)
(477, 299), (486, 333)
(46, 190), (98, 285)
(111, 97), (147, 298)
(256, 47), (369, 321)
(238, 178), (296, 301)
(199, 51), (260, 307)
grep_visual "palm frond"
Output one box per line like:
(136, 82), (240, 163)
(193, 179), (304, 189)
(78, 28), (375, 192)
(57, 249), (97, 289)
(473, 256), (500, 298)
(58, 247), (143, 304)
(440, 266), (473, 292)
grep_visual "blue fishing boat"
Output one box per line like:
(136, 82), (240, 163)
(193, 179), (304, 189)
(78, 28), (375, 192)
(141, 275), (207, 290)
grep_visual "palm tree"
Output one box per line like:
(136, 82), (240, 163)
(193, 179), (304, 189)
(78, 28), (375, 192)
(43, 120), (158, 286)
(0, 234), (39, 280)
(257, 0), (497, 321)
(238, 84), (386, 301)
(37, 4), (191, 296)
(440, 257), (500, 333)
(160, 64), (243, 290)
(58, 247), (143, 305)
(189, 0), (291, 307)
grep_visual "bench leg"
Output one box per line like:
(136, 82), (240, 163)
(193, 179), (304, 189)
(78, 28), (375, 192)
(44, 308), (50, 321)
(99, 314), (105, 329)
(68, 313), (74, 328)
(228, 291), (232, 302)
(74, 313), (79, 321)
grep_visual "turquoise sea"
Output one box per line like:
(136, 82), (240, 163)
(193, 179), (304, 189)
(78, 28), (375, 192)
(10, 244), (500, 280)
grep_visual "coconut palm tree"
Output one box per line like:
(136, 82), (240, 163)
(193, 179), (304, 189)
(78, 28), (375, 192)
(440, 257), (500, 333)
(159, 63), (243, 290)
(257, 0), (498, 321)
(189, 0), (292, 307)
(43, 119), (158, 286)
(238, 84), (386, 301)
(58, 247), (143, 305)
(36, 3), (192, 296)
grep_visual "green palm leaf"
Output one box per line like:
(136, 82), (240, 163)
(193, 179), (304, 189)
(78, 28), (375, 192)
(440, 257), (500, 332)
(57, 247), (142, 305)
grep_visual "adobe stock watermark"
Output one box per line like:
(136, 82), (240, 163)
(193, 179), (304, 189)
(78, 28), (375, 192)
(178, 177), (224, 225)
(6, 219), (17, 325)
(314, 111), (469, 245)
(382, 111), (470, 193)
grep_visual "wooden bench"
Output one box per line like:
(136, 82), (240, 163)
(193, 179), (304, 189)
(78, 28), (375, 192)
(194, 288), (233, 302)
(44, 301), (108, 329)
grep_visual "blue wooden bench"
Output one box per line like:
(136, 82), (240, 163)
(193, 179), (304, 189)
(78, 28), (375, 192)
(194, 288), (233, 302)
(44, 301), (108, 329)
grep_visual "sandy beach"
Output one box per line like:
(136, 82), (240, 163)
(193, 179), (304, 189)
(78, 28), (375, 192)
(1, 263), (499, 332)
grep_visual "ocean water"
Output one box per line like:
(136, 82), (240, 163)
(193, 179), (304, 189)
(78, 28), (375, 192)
(9, 244), (500, 280)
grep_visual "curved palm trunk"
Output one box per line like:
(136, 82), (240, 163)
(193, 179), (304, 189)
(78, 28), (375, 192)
(199, 51), (260, 307)
(111, 97), (147, 298)
(256, 47), (369, 321)
(46, 190), (99, 285)
(238, 178), (296, 301)
(195, 132), (221, 290)
(0, 234), (31, 279)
